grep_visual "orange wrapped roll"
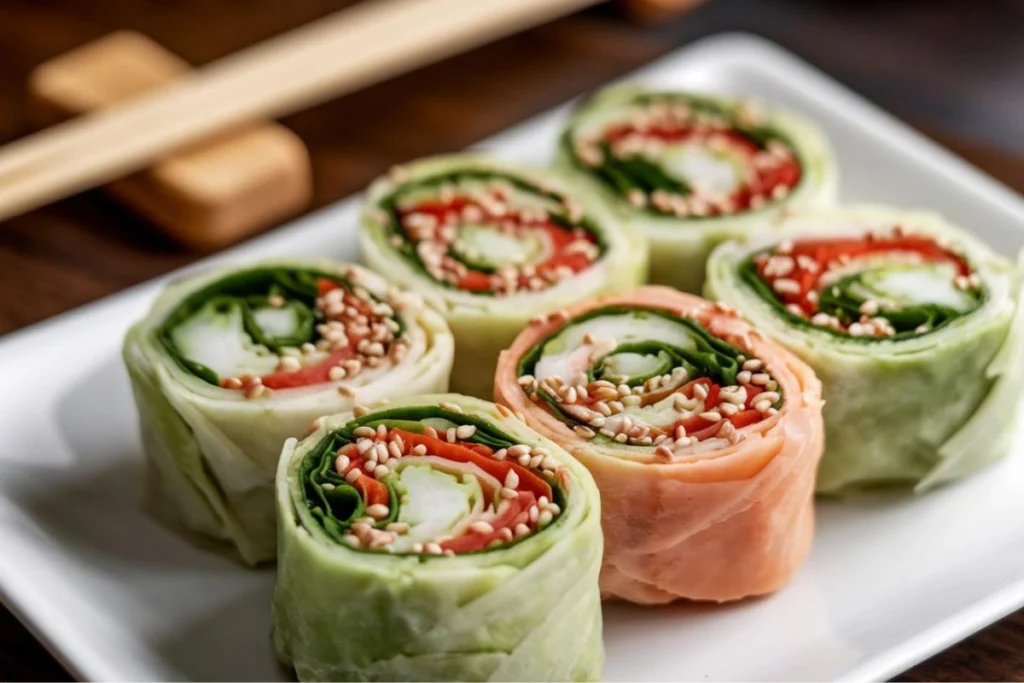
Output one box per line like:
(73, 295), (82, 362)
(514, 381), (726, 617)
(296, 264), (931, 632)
(495, 286), (824, 603)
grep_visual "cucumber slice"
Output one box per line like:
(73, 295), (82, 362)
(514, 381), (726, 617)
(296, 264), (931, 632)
(534, 311), (698, 382)
(859, 263), (975, 312)
(393, 463), (485, 551)
(659, 141), (747, 195)
(453, 223), (548, 270)
(170, 301), (278, 379)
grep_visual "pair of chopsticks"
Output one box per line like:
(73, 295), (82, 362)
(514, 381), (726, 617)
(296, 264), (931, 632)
(0, 0), (602, 224)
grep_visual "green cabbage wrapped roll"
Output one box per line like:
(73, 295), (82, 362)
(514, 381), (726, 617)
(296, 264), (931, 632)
(557, 85), (837, 293)
(359, 154), (648, 399)
(273, 394), (603, 681)
(705, 206), (1024, 494)
(123, 261), (453, 564)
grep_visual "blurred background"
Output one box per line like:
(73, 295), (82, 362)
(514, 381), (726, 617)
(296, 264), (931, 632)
(1, 0), (1024, 679)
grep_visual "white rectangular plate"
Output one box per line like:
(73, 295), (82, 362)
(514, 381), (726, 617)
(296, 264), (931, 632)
(3, 33), (1024, 683)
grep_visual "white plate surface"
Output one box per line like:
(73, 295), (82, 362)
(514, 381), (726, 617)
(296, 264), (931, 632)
(3, 33), (1024, 683)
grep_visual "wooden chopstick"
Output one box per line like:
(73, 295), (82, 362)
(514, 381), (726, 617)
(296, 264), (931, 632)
(0, 0), (601, 224)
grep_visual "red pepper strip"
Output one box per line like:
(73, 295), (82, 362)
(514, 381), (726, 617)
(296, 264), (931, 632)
(335, 444), (390, 506)
(730, 410), (764, 428)
(688, 422), (723, 441)
(398, 196), (598, 293)
(317, 277), (340, 296)
(391, 429), (553, 502)
(261, 347), (355, 389)
(440, 491), (537, 553)
(463, 442), (495, 458)
(455, 220), (595, 292)
(791, 237), (970, 276)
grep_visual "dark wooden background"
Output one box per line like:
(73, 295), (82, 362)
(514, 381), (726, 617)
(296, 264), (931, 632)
(2, 0), (1024, 680)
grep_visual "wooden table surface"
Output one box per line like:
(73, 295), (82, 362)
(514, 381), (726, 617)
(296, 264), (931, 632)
(3, 0), (1024, 680)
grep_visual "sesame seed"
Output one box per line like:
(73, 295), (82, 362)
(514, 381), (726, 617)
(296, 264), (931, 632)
(508, 444), (531, 457)
(501, 487), (519, 499)
(505, 470), (520, 489)
(754, 399), (772, 413)
(693, 383), (709, 400)
(342, 535), (361, 548)
(470, 521), (494, 534)
(386, 522), (409, 534)
(446, 427), (457, 443)
(366, 504), (390, 520)
(514, 523), (531, 537)
(538, 510), (554, 526)
(353, 426), (375, 438)
(345, 469), (361, 484)
(614, 433), (628, 443)
(439, 401), (463, 414)
(574, 425), (596, 439)
(424, 542), (443, 555)
(353, 405), (370, 417)
(334, 454), (350, 474)
(373, 464), (389, 479)
(655, 445), (674, 461)
(773, 278), (801, 295)
(492, 448), (508, 460)
(750, 373), (771, 386)
(455, 425), (477, 439)
(388, 441), (403, 459)
(518, 453), (532, 467)
(699, 411), (722, 422)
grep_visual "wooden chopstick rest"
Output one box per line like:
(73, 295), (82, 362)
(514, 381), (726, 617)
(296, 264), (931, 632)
(28, 31), (313, 250)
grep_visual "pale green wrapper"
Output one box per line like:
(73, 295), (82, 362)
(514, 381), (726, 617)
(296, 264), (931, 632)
(556, 85), (838, 294)
(705, 206), (1024, 494)
(272, 394), (604, 681)
(123, 261), (454, 564)
(359, 154), (648, 400)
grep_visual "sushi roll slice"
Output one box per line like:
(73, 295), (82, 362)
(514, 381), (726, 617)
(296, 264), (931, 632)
(360, 154), (648, 399)
(123, 261), (453, 564)
(272, 394), (603, 681)
(705, 206), (1024, 494)
(557, 85), (837, 293)
(494, 286), (824, 603)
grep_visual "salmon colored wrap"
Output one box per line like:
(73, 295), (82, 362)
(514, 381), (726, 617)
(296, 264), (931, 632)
(494, 286), (824, 603)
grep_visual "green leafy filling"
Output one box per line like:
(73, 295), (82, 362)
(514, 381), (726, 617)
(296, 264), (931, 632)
(738, 250), (984, 340)
(563, 92), (802, 218)
(377, 170), (607, 293)
(300, 405), (566, 556)
(156, 266), (402, 385)
(516, 306), (769, 434)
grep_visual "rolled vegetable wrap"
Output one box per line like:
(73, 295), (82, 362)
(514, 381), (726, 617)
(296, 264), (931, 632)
(360, 154), (648, 399)
(123, 261), (453, 564)
(494, 286), (824, 604)
(556, 85), (837, 293)
(272, 394), (603, 681)
(705, 206), (1024, 494)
